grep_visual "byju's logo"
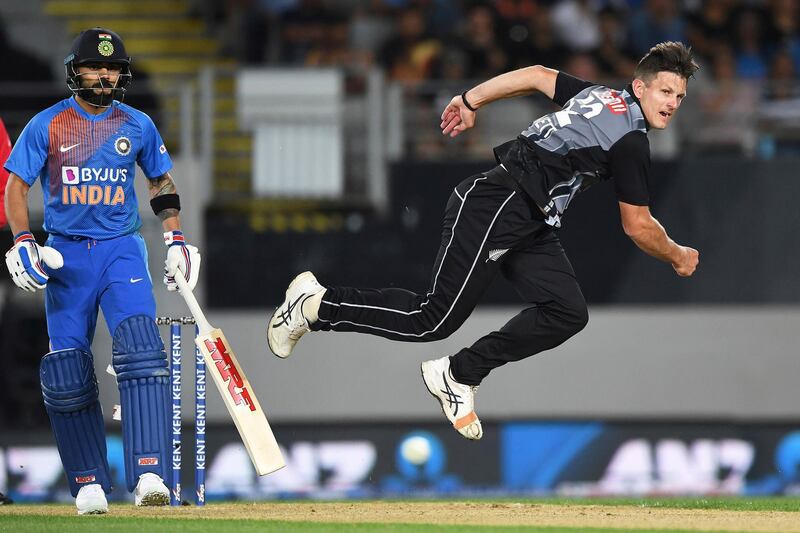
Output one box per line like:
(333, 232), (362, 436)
(60, 166), (128, 184)
(60, 166), (128, 205)
(62, 166), (79, 185)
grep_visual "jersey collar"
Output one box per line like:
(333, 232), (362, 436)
(625, 84), (651, 131)
(68, 96), (117, 121)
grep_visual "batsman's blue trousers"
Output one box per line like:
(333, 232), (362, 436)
(44, 232), (156, 350)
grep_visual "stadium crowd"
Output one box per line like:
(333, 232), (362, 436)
(194, 0), (800, 156)
(201, 0), (798, 86)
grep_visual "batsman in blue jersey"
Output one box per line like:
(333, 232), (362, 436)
(3, 28), (201, 514)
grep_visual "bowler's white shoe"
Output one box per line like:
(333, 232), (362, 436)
(75, 484), (108, 515)
(134, 473), (169, 506)
(421, 356), (483, 440)
(268, 271), (325, 358)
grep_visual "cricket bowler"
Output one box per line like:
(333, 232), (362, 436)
(269, 42), (700, 441)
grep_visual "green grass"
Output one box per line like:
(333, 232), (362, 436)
(510, 496), (800, 512)
(0, 516), (760, 533)
(1, 498), (798, 533)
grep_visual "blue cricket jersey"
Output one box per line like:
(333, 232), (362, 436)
(4, 97), (172, 239)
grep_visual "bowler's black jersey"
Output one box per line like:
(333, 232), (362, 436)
(494, 72), (651, 227)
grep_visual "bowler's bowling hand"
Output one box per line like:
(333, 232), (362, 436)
(440, 95), (476, 138)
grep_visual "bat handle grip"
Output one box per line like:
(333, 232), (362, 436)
(174, 273), (213, 334)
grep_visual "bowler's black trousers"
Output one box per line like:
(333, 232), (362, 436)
(313, 166), (588, 385)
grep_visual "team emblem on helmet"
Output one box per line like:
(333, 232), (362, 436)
(98, 40), (114, 57)
(115, 136), (131, 156)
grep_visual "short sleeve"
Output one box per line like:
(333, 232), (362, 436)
(552, 72), (595, 107)
(609, 130), (651, 206)
(3, 113), (49, 186)
(136, 113), (172, 179)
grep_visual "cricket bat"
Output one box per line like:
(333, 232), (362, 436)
(174, 274), (285, 475)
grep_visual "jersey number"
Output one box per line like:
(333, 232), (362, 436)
(531, 92), (604, 140)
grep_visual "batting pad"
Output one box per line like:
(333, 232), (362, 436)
(40, 348), (112, 497)
(113, 315), (171, 491)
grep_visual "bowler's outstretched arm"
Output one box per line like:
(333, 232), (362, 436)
(441, 66), (560, 137)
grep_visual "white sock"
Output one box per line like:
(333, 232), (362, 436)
(302, 289), (325, 324)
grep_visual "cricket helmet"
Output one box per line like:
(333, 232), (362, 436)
(64, 27), (132, 107)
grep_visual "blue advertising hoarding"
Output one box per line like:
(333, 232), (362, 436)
(2, 421), (799, 502)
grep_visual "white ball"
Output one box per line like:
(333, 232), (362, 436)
(401, 435), (431, 465)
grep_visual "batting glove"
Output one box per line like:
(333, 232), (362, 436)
(163, 230), (201, 292)
(4, 231), (64, 292)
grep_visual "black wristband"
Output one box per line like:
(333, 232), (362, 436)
(461, 90), (477, 112)
(150, 193), (181, 216)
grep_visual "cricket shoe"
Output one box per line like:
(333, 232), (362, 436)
(75, 484), (108, 515)
(268, 271), (325, 358)
(421, 356), (483, 440)
(134, 473), (169, 506)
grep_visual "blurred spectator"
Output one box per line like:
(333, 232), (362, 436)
(551, 0), (601, 52)
(224, 0), (272, 64)
(305, 9), (352, 68)
(507, 6), (569, 71)
(628, 0), (686, 56)
(686, 44), (758, 154)
(764, 47), (799, 101)
(563, 52), (601, 82)
(279, 0), (346, 65)
(732, 8), (769, 79)
(592, 7), (638, 80)
(415, 0), (464, 39)
(685, 0), (735, 63)
(349, 2), (393, 57)
(766, 0), (800, 49)
(377, 7), (441, 86)
(758, 47), (800, 157)
(766, 0), (800, 76)
(456, 3), (509, 79)
(437, 41), (470, 81)
(495, 0), (538, 23)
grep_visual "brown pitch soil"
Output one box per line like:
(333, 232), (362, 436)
(2, 501), (799, 531)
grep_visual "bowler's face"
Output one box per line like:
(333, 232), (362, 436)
(634, 72), (687, 130)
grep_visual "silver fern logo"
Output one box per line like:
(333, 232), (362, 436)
(486, 248), (509, 262)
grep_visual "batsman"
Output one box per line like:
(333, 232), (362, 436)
(3, 28), (200, 514)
